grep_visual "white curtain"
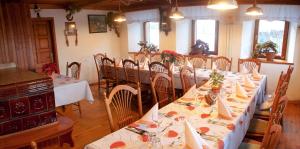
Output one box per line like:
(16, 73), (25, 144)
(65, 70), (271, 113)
(125, 5), (300, 24)
(125, 9), (159, 23)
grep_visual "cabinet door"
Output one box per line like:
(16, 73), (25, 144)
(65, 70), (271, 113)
(10, 97), (29, 118)
(29, 94), (47, 113)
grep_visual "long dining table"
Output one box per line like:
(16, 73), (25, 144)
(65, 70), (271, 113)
(85, 71), (267, 149)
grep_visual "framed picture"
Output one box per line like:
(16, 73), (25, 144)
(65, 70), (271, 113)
(88, 15), (107, 33)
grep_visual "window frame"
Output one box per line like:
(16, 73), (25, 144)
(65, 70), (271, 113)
(192, 20), (219, 55)
(253, 19), (290, 60)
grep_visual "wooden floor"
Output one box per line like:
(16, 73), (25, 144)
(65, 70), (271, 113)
(57, 85), (300, 149)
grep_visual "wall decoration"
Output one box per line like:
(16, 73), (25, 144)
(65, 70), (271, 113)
(159, 7), (172, 36)
(107, 12), (120, 37)
(88, 15), (107, 33)
(64, 22), (78, 46)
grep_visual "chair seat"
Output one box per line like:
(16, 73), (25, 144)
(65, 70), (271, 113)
(239, 142), (260, 149)
(247, 118), (268, 135)
(255, 109), (270, 117)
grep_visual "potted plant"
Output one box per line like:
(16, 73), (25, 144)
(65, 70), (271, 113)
(209, 70), (225, 93)
(161, 50), (178, 67)
(254, 41), (278, 61)
(138, 41), (159, 55)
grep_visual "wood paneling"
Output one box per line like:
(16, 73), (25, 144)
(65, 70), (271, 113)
(0, 1), (36, 70)
(24, 0), (300, 11)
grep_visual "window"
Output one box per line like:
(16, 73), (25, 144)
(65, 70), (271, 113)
(144, 22), (159, 48)
(254, 20), (289, 59)
(193, 20), (219, 55)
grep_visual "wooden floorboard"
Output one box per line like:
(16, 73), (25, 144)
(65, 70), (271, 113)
(56, 85), (300, 149)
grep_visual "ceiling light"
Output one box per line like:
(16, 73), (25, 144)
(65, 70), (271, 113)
(169, 0), (184, 20)
(245, 0), (263, 16)
(114, 0), (126, 22)
(207, 0), (238, 10)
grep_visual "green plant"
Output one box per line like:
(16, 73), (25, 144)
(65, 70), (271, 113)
(65, 4), (81, 21)
(209, 70), (225, 88)
(138, 41), (159, 54)
(254, 41), (278, 58)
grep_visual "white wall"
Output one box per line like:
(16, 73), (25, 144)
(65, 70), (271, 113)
(31, 9), (122, 83)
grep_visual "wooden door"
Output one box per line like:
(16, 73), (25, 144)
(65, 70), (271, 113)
(32, 18), (58, 73)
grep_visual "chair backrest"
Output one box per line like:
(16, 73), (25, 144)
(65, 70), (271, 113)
(238, 58), (261, 73)
(66, 62), (81, 79)
(134, 52), (148, 63)
(101, 57), (118, 82)
(123, 59), (141, 84)
(150, 73), (176, 108)
(150, 53), (162, 62)
(180, 66), (196, 94)
(286, 65), (294, 84)
(211, 56), (232, 71)
(94, 53), (106, 81)
(188, 55), (207, 69)
(148, 61), (172, 78)
(104, 84), (142, 132)
(174, 54), (185, 66)
(261, 123), (282, 149)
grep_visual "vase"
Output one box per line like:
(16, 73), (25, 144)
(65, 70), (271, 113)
(266, 52), (275, 61)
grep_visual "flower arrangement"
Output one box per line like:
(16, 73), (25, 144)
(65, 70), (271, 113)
(42, 63), (59, 75)
(253, 41), (278, 61)
(161, 50), (178, 64)
(209, 70), (225, 93)
(138, 41), (159, 54)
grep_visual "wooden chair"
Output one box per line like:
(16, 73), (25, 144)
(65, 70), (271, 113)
(150, 72), (176, 108)
(104, 84), (142, 132)
(150, 53), (162, 62)
(188, 55), (207, 69)
(239, 123), (282, 149)
(174, 54), (185, 66)
(255, 66), (294, 120)
(66, 62), (82, 116)
(101, 57), (119, 95)
(238, 58), (261, 73)
(180, 66), (196, 94)
(134, 52), (148, 63)
(148, 61), (172, 78)
(211, 56), (232, 71)
(94, 53), (106, 93)
(246, 95), (288, 141)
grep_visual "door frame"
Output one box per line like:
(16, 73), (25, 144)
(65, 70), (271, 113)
(32, 17), (60, 73)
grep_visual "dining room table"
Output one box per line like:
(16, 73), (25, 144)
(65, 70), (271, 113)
(84, 70), (267, 149)
(52, 74), (94, 107)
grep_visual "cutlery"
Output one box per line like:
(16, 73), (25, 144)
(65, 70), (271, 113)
(160, 122), (173, 133)
(126, 126), (148, 135)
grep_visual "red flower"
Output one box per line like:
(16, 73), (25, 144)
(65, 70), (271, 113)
(42, 63), (59, 75)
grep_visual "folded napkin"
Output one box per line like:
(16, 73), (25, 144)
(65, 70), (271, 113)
(236, 82), (248, 98)
(185, 121), (209, 149)
(117, 59), (123, 67)
(141, 103), (158, 122)
(212, 62), (217, 71)
(241, 65), (249, 74)
(243, 75), (255, 88)
(185, 58), (193, 68)
(142, 57), (149, 69)
(217, 96), (233, 119)
(252, 67), (262, 79)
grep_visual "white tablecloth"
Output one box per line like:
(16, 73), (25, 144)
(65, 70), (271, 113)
(85, 72), (267, 149)
(53, 75), (94, 107)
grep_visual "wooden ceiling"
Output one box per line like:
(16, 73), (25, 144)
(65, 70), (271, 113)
(22, 0), (300, 11)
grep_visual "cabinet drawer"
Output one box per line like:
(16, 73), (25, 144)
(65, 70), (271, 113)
(40, 111), (57, 125)
(1, 119), (22, 135)
(22, 115), (40, 130)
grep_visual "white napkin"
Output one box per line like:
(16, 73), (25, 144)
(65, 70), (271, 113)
(217, 96), (233, 119)
(252, 67), (261, 79)
(141, 103), (158, 122)
(185, 121), (209, 149)
(243, 75), (255, 88)
(212, 62), (217, 70)
(185, 58), (193, 68)
(142, 57), (149, 69)
(236, 82), (248, 99)
(241, 65), (249, 74)
(117, 59), (123, 67)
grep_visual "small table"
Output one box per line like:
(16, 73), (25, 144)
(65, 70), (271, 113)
(0, 116), (74, 148)
(52, 74), (94, 107)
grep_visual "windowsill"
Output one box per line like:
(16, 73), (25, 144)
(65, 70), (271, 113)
(257, 58), (294, 65)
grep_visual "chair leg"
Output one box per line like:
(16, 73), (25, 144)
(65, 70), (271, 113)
(77, 102), (82, 117)
(106, 80), (110, 96)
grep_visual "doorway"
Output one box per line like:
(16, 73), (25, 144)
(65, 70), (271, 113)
(32, 18), (59, 73)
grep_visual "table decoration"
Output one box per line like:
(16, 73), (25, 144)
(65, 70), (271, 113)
(243, 75), (256, 88)
(236, 82), (248, 99)
(185, 121), (209, 149)
(217, 96), (233, 120)
(209, 70), (225, 93)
